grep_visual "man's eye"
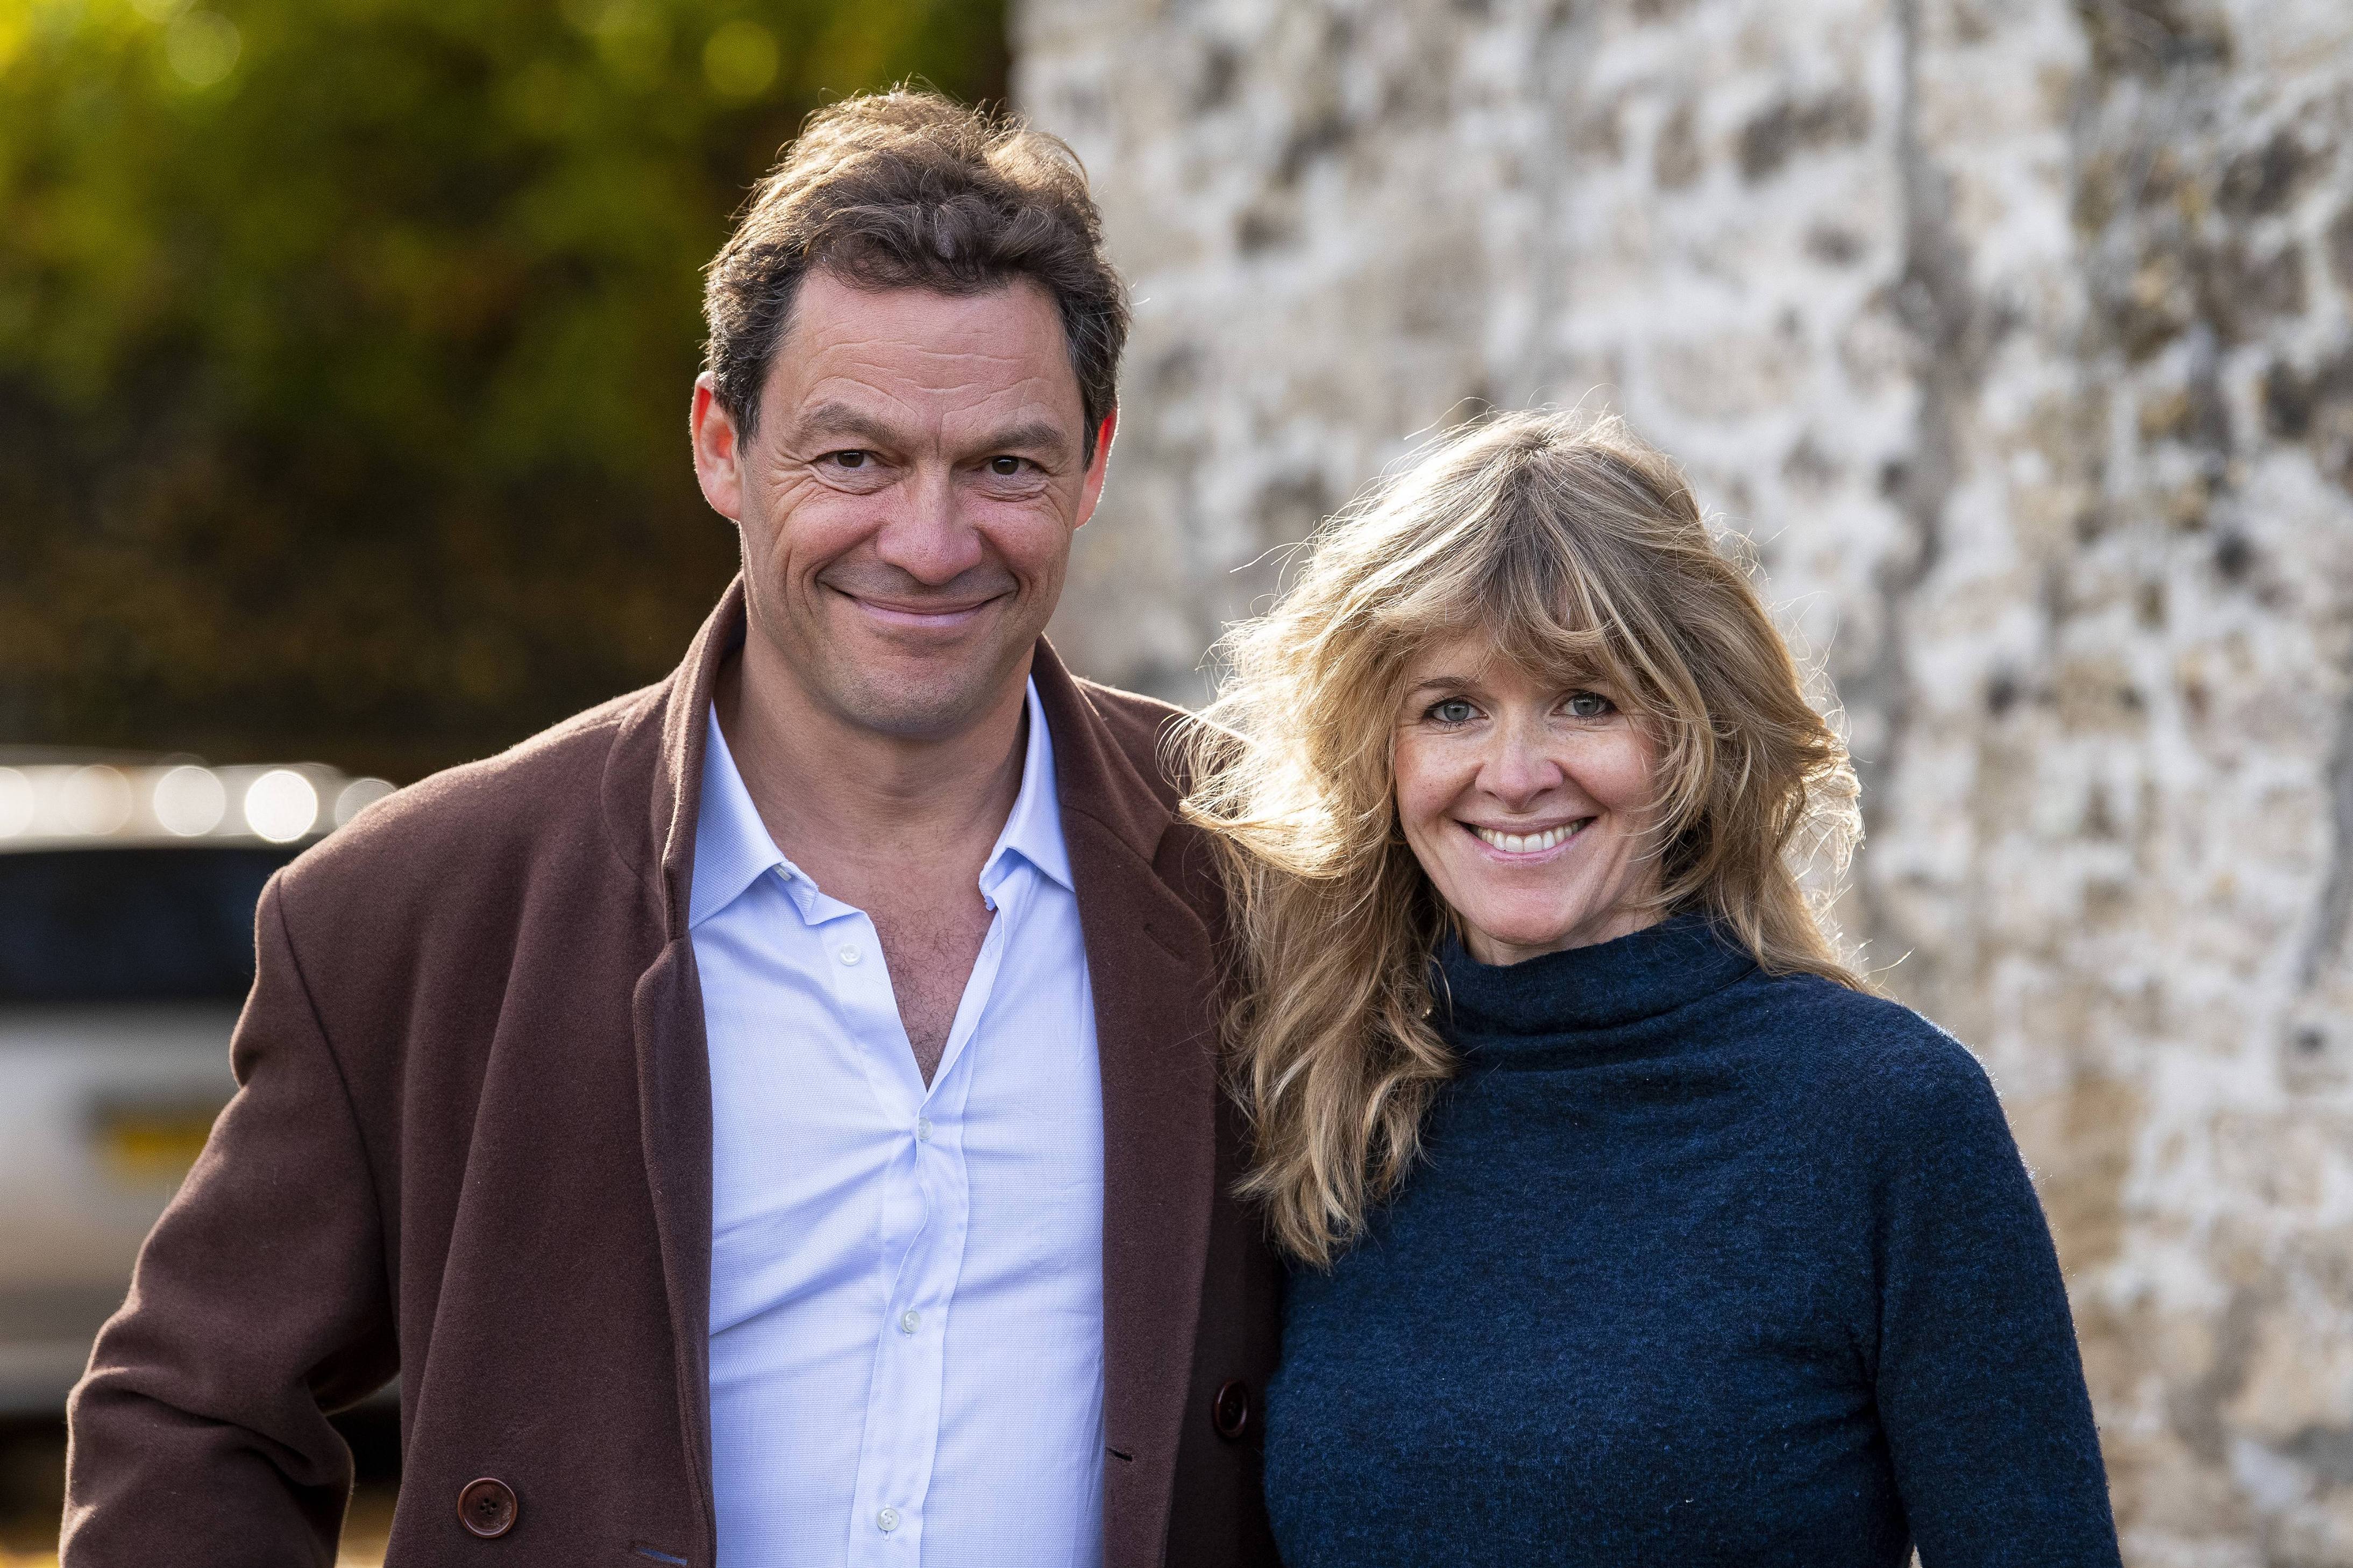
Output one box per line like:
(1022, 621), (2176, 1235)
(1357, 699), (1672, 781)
(989, 455), (1025, 476)
(1430, 698), (1476, 724)
(828, 451), (868, 469)
(1566, 691), (1616, 718)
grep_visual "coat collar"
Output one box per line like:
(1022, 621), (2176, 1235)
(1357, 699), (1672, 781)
(687, 678), (1074, 929)
(608, 579), (1179, 937)
(612, 580), (1219, 1568)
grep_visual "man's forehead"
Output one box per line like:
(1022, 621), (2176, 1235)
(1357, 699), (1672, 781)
(763, 274), (1080, 430)
(778, 274), (1066, 366)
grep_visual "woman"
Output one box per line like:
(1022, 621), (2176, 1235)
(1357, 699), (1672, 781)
(1182, 410), (2121, 1566)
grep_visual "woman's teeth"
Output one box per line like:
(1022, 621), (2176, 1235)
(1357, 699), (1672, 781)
(1470, 822), (1584, 854)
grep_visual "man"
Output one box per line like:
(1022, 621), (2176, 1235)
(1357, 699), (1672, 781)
(63, 91), (1280, 1567)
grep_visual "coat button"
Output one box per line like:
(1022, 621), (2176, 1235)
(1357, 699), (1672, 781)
(458, 1477), (518, 1539)
(1210, 1378), (1252, 1440)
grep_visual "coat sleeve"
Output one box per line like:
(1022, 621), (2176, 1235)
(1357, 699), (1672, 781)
(61, 873), (396, 1566)
(1869, 1035), (2123, 1568)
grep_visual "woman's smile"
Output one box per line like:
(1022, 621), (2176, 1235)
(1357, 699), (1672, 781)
(1462, 818), (1590, 858)
(1394, 635), (1661, 966)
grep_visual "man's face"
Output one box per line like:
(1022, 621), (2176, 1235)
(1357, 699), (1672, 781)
(691, 272), (1113, 741)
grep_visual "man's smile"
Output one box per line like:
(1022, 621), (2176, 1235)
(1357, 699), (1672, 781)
(831, 585), (1008, 633)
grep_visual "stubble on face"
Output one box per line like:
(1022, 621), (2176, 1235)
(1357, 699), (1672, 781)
(729, 273), (1101, 745)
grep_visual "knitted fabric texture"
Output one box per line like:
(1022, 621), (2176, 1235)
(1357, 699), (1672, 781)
(1263, 914), (2123, 1567)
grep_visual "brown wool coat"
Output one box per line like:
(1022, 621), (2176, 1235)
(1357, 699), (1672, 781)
(62, 583), (1282, 1567)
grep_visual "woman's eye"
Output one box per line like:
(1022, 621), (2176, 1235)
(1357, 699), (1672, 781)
(1565, 691), (1616, 718)
(989, 455), (1025, 476)
(1430, 698), (1476, 724)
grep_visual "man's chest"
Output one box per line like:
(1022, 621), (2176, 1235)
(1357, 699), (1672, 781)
(695, 873), (1104, 1285)
(864, 896), (996, 1078)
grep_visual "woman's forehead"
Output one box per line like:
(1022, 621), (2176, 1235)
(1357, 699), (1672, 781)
(1399, 625), (1618, 686)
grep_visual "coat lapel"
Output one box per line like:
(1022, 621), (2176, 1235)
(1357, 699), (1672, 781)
(632, 938), (717, 1562)
(1034, 646), (1220, 1568)
(608, 580), (745, 1567)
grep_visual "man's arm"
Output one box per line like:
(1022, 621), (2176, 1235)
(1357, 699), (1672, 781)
(62, 873), (397, 1565)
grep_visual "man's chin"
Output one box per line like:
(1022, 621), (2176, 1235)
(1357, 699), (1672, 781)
(753, 597), (1041, 742)
(820, 654), (1028, 742)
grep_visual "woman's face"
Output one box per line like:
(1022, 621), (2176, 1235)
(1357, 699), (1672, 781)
(1392, 635), (1664, 966)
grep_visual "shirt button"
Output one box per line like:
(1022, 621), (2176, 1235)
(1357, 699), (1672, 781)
(915, 1117), (932, 1143)
(837, 945), (861, 966)
(877, 1507), (900, 1533)
(899, 1309), (920, 1335)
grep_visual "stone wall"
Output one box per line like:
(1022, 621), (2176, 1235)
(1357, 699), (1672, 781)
(1014, 0), (2353, 1559)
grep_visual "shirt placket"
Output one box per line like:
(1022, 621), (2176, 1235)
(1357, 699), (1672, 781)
(836, 873), (1021, 1566)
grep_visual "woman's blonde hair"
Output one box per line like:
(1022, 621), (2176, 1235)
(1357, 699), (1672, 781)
(1178, 408), (1863, 1266)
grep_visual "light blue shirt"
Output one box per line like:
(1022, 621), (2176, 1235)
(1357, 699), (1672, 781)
(692, 683), (1105, 1568)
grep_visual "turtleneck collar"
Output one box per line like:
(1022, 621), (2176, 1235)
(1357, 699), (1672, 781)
(1434, 910), (1757, 1041)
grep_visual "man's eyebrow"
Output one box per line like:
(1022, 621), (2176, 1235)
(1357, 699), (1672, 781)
(785, 402), (902, 448)
(977, 420), (1071, 459)
(783, 405), (1075, 462)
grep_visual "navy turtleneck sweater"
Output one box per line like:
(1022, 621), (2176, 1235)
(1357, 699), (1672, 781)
(1263, 915), (2121, 1567)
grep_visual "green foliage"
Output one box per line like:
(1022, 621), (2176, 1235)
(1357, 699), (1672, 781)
(0, 0), (1006, 779)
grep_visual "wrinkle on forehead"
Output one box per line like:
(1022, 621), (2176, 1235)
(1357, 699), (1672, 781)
(806, 364), (1063, 411)
(776, 275), (1069, 371)
(765, 279), (1082, 453)
(797, 332), (1041, 372)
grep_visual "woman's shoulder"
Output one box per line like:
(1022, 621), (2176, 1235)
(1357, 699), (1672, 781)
(1731, 968), (2007, 1136)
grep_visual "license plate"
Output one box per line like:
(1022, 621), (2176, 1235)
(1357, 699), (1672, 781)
(89, 1101), (224, 1186)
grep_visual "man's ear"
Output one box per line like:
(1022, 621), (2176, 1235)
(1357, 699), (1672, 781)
(691, 373), (745, 523)
(1074, 406), (1119, 530)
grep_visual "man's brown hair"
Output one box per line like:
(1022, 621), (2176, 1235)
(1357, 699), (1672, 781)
(703, 88), (1127, 459)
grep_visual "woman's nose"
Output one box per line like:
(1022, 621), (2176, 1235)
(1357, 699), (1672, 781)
(1481, 721), (1561, 806)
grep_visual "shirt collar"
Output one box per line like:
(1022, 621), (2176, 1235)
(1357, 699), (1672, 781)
(989, 678), (1072, 896)
(688, 678), (1070, 930)
(688, 708), (786, 929)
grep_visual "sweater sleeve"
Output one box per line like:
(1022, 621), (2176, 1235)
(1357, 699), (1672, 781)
(61, 874), (395, 1566)
(1867, 1033), (2123, 1568)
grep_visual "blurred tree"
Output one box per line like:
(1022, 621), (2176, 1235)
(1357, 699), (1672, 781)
(0, 0), (1007, 780)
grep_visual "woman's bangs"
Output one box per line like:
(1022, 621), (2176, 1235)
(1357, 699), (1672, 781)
(1483, 533), (1643, 702)
(1368, 510), (1596, 675)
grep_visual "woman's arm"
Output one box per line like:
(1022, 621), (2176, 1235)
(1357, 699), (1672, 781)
(1869, 1034), (2124, 1568)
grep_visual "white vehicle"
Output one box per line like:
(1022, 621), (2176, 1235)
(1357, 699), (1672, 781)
(0, 753), (394, 1413)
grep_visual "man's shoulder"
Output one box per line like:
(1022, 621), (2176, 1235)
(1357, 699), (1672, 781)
(1054, 674), (1233, 940)
(1063, 674), (1193, 811)
(274, 681), (662, 918)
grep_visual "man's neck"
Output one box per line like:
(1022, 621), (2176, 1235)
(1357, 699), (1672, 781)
(711, 642), (1030, 904)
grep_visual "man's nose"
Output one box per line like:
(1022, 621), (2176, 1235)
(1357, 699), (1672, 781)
(871, 464), (985, 586)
